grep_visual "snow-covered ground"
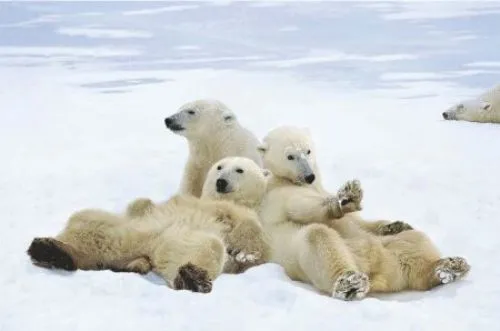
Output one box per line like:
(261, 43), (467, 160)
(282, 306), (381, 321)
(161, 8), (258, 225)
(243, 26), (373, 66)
(1, 1), (500, 330)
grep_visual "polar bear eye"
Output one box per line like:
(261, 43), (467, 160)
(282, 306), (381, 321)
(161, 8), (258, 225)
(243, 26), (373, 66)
(187, 110), (195, 115)
(217, 165), (223, 170)
(287, 155), (294, 161)
(235, 168), (244, 174)
(306, 149), (311, 155)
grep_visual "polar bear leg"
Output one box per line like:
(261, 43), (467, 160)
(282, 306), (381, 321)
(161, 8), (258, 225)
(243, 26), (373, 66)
(151, 231), (226, 293)
(294, 224), (366, 297)
(27, 209), (150, 272)
(384, 230), (470, 290)
(222, 217), (271, 274)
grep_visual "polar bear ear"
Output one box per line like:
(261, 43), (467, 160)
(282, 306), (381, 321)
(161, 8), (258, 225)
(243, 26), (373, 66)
(222, 109), (236, 122)
(257, 143), (268, 154)
(262, 169), (272, 177)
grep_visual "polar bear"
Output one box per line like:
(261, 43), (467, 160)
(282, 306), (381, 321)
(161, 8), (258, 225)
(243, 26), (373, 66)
(442, 83), (500, 124)
(164, 99), (263, 198)
(257, 126), (412, 236)
(27, 157), (271, 293)
(257, 126), (470, 300)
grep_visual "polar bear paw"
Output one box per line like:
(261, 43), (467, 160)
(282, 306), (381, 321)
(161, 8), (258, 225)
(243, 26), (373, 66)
(337, 179), (363, 213)
(227, 248), (260, 264)
(173, 263), (212, 293)
(332, 271), (370, 301)
(27, 237), (77, 271)
(434, 257), (470, 285)
(379, 221), (413, 236)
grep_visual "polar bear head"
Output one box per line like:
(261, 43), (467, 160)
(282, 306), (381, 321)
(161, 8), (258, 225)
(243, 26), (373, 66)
(442, 98), (492, 121)
(201, 156), (271, 208)
(257, 126), (319, 186)
(164, 99), (237, 139)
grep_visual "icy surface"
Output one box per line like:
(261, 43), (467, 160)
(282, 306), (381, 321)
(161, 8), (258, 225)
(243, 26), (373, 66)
(1, 2), (499, 330)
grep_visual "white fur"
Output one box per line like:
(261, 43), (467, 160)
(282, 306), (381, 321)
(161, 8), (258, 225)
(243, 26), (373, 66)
(443, 84), (500, 123)
(165, 99), (263, 197)
(256, 126), (470, 300)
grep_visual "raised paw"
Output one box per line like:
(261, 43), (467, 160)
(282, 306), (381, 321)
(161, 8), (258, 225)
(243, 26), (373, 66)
(434, 257), (470, 285)
(27, 237), (77, 271)
(332, 271), (370, 301)
(173, 263), (212, 293)
(337, 179), (363, 213)
(379, 221), (413, 236)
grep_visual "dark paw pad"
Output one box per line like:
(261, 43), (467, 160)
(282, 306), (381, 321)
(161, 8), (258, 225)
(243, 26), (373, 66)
(27, 238), (76, 271)
(337, 179), (363, 212)
(173, 263), (212, 293)
(340, 198), (352, 206)
(380, 221), (413, 236)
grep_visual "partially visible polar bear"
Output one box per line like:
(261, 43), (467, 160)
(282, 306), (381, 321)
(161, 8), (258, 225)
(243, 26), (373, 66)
(258, 126), (470, 300)
(27, 157), (271, 293)
(165, 99), (263, 197)
(442, 83), (500, 123)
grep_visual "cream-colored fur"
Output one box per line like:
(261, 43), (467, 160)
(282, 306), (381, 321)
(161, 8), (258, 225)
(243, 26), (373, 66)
(258, 126), (470, 300)
(27, 157), (271, 293)
(443, 83), (500, 123)
(165, 99), (263, 197)
(258, 126), (407, 235)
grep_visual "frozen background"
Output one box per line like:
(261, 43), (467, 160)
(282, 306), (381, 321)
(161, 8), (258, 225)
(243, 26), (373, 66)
(1, 1), (499, 330)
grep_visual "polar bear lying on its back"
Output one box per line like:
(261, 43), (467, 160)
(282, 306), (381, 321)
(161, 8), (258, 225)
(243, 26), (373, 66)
(442, 83), (500, 124)
(165, 99), (263, 197)
(27, 157), (271, 293)
(258, 126), (470, 300)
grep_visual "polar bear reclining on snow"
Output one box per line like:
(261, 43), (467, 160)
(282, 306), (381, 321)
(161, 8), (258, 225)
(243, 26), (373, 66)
(27, 157), (271, 293)
(164, 99), (263, 198)
(258, 126), (471, 300)
(442, 83), (500, 124)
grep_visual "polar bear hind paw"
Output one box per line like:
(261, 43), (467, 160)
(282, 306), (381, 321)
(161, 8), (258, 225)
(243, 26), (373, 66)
(434, 257), (470, 285)
(173, 263), (212, 293)
(332, 271), (370, 301)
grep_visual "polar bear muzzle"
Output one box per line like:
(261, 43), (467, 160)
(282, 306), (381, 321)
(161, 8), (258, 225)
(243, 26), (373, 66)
(442, 111), (456, 120)
(164, 116), (184, 131)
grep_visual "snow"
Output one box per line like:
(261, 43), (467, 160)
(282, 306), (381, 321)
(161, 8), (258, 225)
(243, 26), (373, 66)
(1, 2), (499, 331)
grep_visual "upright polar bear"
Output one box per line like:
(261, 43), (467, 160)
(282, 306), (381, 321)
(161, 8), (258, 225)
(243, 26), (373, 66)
(27, 157), (271, 293)
(258, 126), (471, 300)
(165, 99), (263, 197)
(442, 83), (500, 124)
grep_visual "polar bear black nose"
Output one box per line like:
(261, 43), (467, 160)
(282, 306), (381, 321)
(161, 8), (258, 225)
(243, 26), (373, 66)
(216, 179), (228, 193)
(164, 117), (173, 127)
(305, 174), (316, 184)
(442, 112), (449, 120)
